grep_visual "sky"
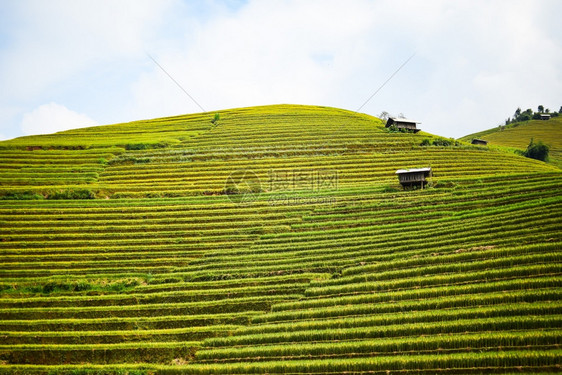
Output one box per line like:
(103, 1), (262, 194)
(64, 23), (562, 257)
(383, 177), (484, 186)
(1, 0), (561, 141)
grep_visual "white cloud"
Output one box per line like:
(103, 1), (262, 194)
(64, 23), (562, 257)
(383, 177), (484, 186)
(125, 0), (562, 138)
(0, 0), (174, 101)
(128, 0), (382, 118)
(20, 102), (98, 136)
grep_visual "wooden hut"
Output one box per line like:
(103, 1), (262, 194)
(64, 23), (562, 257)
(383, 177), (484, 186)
(396, 167), (432, 190)
(386, 117), (421, 133)
(471, 139), (488, 146)
(539, 114), (551, 120)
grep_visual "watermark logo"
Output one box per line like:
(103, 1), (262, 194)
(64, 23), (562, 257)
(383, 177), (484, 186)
(224, 169), (262, 205)
(225, 168), (338, 206)
(268, 169), (338, 192)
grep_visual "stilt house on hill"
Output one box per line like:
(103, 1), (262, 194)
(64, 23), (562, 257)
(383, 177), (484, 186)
(386, 117), (421, 133)
(396, 167), (432, 190)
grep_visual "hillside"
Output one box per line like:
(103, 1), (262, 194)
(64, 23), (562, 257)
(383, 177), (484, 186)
(460, 116), (562, 168)
(0, 104), (560, 374)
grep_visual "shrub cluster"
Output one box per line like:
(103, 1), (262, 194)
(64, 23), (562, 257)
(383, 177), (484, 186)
(420, 138), (460, 147)
(520, 138), (549, 162)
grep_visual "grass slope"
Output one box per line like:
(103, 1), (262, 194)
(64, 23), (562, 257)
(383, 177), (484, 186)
(0, 104), (560, 374)
(460, 116), (562, 168)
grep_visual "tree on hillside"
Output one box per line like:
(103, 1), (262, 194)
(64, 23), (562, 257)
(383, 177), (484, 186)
(518, 109), (532, 122)
(506, 106), (558, 125)
(522, 138), (549, 162)
(378, 111), (389, 121)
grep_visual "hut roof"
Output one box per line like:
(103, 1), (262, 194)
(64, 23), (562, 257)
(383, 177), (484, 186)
(388, 117), (421, 124)
(395, 167), (432, 175)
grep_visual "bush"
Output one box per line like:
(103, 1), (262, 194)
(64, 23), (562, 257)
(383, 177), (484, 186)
(0, 191), (44, 200)
(125, 141), (170, 150)
(522, 138), (549, 162)
(47, 189), (95, 199)
(432, 138), (457, 147)
(125, 143), (150, 150)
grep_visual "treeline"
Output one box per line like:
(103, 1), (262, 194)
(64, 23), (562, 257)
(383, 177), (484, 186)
(505, 105), (561, 125)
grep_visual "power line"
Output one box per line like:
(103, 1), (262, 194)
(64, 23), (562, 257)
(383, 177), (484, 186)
(146, 53), (206, 113)
(356, 52), (416, 112)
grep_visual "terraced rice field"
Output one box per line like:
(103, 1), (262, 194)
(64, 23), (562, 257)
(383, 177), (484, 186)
(0, 105), (560, 374)
(460, 116), (562, 168)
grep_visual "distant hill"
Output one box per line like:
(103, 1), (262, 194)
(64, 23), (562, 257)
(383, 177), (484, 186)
(460, 116), (562, 168)
(0, 104), (560, 374)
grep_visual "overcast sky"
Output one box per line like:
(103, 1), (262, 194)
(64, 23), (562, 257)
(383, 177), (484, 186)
(1, 0), (561, 141)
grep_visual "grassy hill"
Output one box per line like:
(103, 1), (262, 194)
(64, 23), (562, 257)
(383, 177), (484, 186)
(459, 116), (562, 168)
(0, 104), (560, 374)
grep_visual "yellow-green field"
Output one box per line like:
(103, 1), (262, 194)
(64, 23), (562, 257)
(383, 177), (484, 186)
(460, 116), (562, 168)
(0, 105), (560, 374)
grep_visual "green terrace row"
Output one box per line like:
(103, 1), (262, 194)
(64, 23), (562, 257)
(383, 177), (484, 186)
(0, 217), (300, 244)
(0, 294), (301, 320)
(107, 147), (509, 169)
(239, 197), (562, 244)
(52, 170), (562, 207)
(187, 233), (561, 281)
(270, 278), (562, 313)
(0, 172), (557, 211)
(0, 282), (310, 308)
(289, 197), (562, 231)
(218, 303), (562, 342)
(3, 188), (554, 239)
(99, 149), (553, 173)
(0, 326), (236, 345)
(0, 311), (258, 332)
(145, 234), (561, 282)
(254, 288), (562, 324)
(250, 299), (561, 329)
(3, 146), (553, 194)
(318, 245), (562, 288)
(188, 219), (562, 272)
(3, 215), (548, 274)
(99, 156), (552, 183)
(1, 352), (560, 374)
(9, 171), (552, 198)
(0, 341), (199, 365)
(1, 273), (324, 298)
(302, 264), (562, 299)
(97, 161), (553, 185)
(6, 184), (552, 254)
(196, 330), (562, 363)
(186, 350), (562, 374)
